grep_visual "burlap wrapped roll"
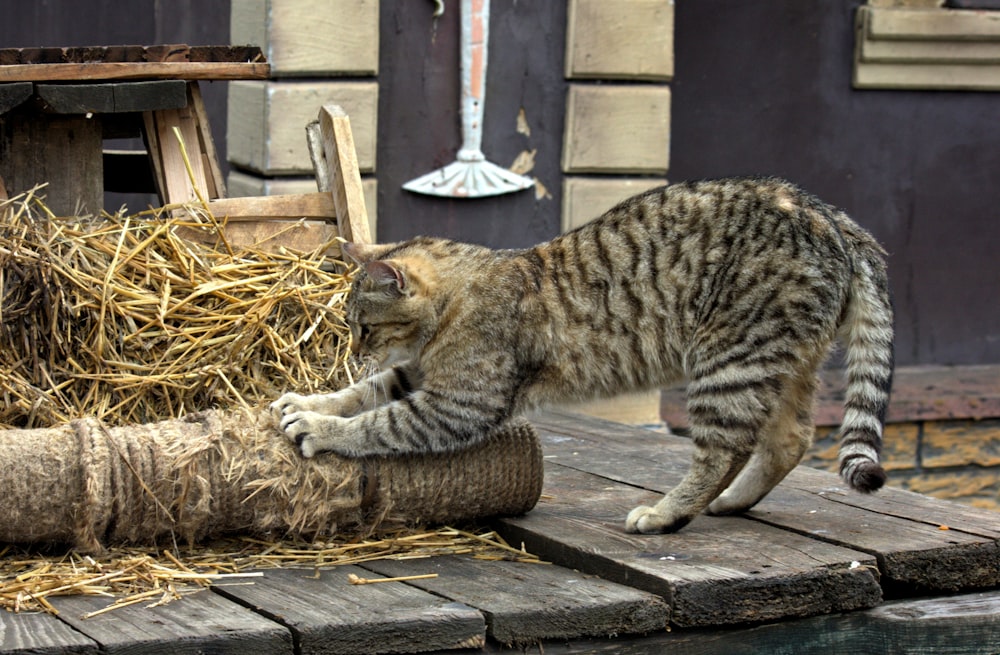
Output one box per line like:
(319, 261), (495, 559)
(0, 409), (543, 551)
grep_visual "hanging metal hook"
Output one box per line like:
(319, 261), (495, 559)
(432, 0), (445, 18)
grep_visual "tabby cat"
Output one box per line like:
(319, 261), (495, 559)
(271, 177), (894, 534)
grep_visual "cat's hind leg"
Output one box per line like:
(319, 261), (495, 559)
(706, 359), (820, 516)
(625, 375), (772, 534)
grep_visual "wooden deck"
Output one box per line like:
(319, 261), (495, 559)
(3, 410), (1000, 654)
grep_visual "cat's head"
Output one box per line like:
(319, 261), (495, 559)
(340, 240), (442, 368)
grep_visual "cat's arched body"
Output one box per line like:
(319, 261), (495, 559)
(272, 177), (894, 534)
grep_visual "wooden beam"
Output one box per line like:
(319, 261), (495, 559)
(35, 80), (188, 114)
(0, 62), (269, 82)
(207, 192), (335, 222)
(317, 104), (372, 244)
(0, 81), (33, 114)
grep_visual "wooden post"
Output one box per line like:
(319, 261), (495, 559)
(316, 104), (372, 244)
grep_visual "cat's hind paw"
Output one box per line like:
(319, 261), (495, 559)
(625, 505), (692, 534)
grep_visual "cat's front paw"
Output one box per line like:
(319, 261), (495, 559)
(624, 505), (691, 534)
(278, 411), (340, 458)
(270, 392), (311, 419)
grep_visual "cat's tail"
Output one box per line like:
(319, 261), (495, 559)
(837, 245), (894, 494)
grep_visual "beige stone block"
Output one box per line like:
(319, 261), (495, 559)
(230, 0), (379, 76)
(561, 177), (666, 232)
(227, 80), (377, 175)
(559, 391), (664, 427)
(566, 0), (673, 80)
(562, 84), (670, 174)
(227, 170), (378, 238)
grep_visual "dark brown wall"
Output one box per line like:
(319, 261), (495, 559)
(0, 0), (231, 210)
(670, 0), (1000, 367)
(375, 0), (566, 248)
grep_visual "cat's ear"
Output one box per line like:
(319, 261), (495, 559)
(366, 260), (408, 296)
(341, 241), (396, 267)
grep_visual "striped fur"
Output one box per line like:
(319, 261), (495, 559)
(272, 177), (894, 534)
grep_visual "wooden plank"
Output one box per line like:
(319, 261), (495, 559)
(208, 192), (335, 222)
(187, 82), (225, 199)
(866, 7), (1000, 41)
(0, 81), (32, 113)
(213, 566), (486, 654)
(317, 104), (372, 244)
(0, 610), (97, 654)
(529, 411), (1000, 594)
(565, 0), (674, 80)
(477, 590), (1000, 655)
(35, 80), (187, 114)
(226, 80), (378, 176)
(562, 84), (670, 174)
(496, 462), (881, 628)
(51, 588), (292, 654)
(143, 100), (210, 206)
(0, 110), (103, 215)
(0, 62), (269, 82)
(360, 555), (668, 645)
(0, 45), (264, 66)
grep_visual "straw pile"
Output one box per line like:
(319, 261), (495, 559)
(0, 527), (543, 615)
(0, 188), (356, 428)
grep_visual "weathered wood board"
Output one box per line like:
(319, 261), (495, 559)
(497, 456), (882, 627)
(360, 555), (668, 645)
(0, 610), (97, 654)
(0, 45), (268, 82)
(213, 566), (486, 654)
(528, 411), (1000, 595)
(0, 82), (32, 114)
(51, 587), (292, 655)
(34, 81), (187, 114)
(469, 590), (1000, 655)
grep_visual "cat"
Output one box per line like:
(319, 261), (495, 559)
(271, 177), (894, 534)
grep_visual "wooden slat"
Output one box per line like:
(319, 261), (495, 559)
(0, 110), (103, 215)
(51, 587), (293, 654)
(497, 462), (882, 628)
(317, 104), (372, 244)
(187, 82), (225, 198)
(473, 590), (1000, 655)
(0, 45), (264, 65)
(0, 609), (97, 653)
(207, 193), (336, 223)
(0, 81), (33, 114)
(529, 411), (1000, 593)
(213, 567), (486, 654)
(0, 62), (269, 83)
(35, 80), (187, 114)
(360, 555), (669, 644)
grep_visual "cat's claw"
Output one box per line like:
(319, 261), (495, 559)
(278, 410), (323, 458)
(270, 392), (308, 419)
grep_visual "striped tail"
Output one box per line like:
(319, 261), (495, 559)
(837, 250), (894, 494)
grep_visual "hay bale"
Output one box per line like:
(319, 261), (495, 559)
(0, 189), (356, 428)
(0, 408), (543, 551)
